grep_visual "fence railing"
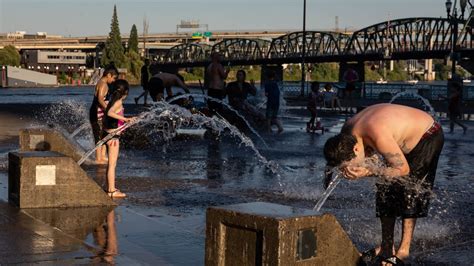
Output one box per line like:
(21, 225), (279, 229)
(281, 81), (474, 101)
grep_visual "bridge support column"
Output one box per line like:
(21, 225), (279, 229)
(425, 59), (434, 81)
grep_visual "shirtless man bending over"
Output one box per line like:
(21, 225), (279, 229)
(148, 71), (190, 102)
(324, 103), (444, 265)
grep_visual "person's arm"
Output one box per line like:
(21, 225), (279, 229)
(97, 82), (109, 110)
(175, 77), (190, 93)
(107, 100), (132, 123)
(218, 65), (228, 80)
(248, 80), (257, 96)
(344, 130), (409, 179)
(165, 86), (173, 98)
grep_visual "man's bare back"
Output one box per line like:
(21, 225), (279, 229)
(206, 62), (227, 90)
(345, 104), (434, 154)
(154, 73), (180, 88)
(152, 72), (189, 98)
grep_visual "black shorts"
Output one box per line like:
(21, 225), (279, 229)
(148, 77), (164, 101)
(207, 88), (226, 114)
(90, 119), (104, 144)
(376, 122), (444, 218)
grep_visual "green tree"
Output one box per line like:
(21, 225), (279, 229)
(0, 45), (20, 66)
(386, 61), (409, 81)
(125, 50), (142, 80)
(128, 24), (139, 53)
(310, 63), (339, 81)
(283, 64), (302, 81)
(101, 5), (126, 68)
(365, 65), (383, 81)
(434, 60), (450, 80)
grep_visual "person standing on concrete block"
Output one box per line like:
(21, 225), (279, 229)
(103, 79), (135, 198)
(89, 66), (119, 164)
(323, 103), (444, 265)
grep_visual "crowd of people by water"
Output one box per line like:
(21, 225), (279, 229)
(87, 52), (470, 265)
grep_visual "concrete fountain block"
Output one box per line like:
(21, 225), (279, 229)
(8, 151), (115, 208)
(19, 128), (86, 163)
(205, 202), (360, 266)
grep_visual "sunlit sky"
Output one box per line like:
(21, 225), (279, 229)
(0, 0), (448, 37)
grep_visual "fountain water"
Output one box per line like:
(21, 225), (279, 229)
(70, 122), (90, 138)
(77, 101), (280, 174)
(389, 91), (437, 119)
(313, 169), (342, 211)
(168, 94), (269, 148)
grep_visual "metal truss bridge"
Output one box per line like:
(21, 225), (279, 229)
(155, 17), (474, 68)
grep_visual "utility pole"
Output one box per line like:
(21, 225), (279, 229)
(143, 16), (149, 59)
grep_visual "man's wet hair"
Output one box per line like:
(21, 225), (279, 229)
(102, 65), (119, 77)
(323, 132), (357, 167)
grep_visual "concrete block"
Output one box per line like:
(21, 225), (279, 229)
(205, 202), (360, 266)
(19, 128), (86, 163)
(8, 151), (115, 208)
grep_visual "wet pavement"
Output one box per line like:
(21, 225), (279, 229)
(0, 89), (473, 265)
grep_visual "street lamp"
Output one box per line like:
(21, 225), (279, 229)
(460, 0), (468, 17)
(445, 0), (452, 17)
(300, 0), (307, 96)
(445, 0), (462, 79)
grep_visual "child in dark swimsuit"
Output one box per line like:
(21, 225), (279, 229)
(89, 66), (118, 164)
(103, 79), (135, 198)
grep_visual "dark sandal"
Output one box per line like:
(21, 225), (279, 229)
(359, 248), (383, 265)
(383, 256), (405, 265)
(107, 189), (126, 198)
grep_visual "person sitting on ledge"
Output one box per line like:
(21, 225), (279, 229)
(322, 83), (342, 111)
(323, 103), (444, 265)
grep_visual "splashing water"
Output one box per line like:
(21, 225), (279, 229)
(37, 100), (89, 132)
(389, 91), (437, 120)
(168, 94), (269, 148)
(77, 124), (129, 165)
(77, 101), (280, 174)
(313, 169), (342, 211)
(70, 122), (90, 138)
